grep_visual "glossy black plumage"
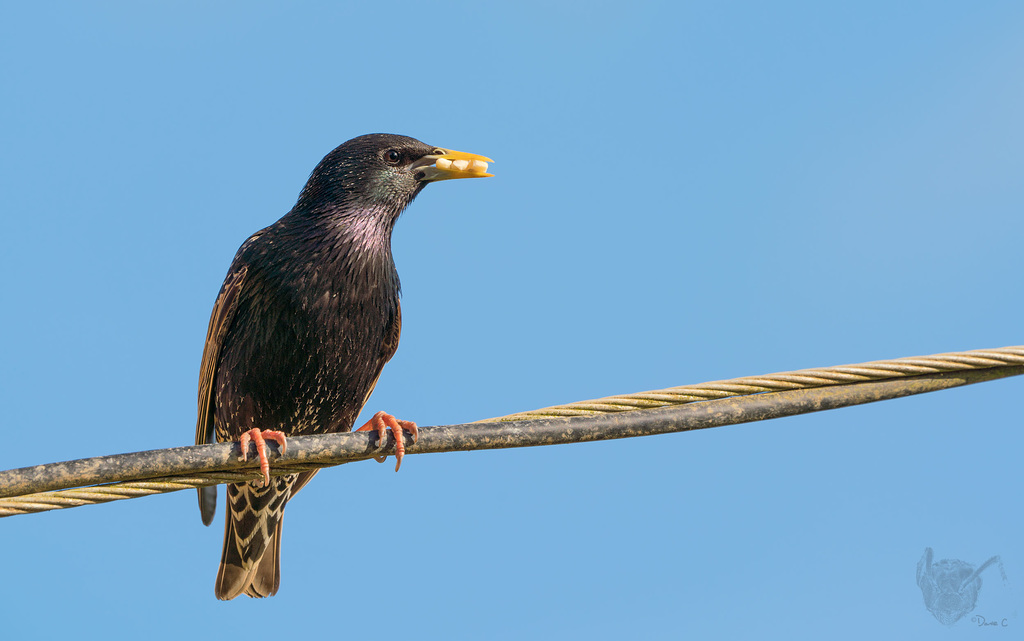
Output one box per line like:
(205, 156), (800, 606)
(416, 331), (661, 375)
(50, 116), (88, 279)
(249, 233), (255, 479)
(194, 134), (490, 599)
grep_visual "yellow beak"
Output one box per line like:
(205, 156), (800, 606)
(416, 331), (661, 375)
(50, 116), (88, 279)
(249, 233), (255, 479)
(416, 148), (494, 181)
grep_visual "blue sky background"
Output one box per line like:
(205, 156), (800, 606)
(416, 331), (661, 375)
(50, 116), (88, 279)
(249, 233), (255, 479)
(1, 2), (1021, 638)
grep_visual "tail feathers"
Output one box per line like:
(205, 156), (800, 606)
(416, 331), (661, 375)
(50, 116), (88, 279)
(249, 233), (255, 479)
(216, 516), (282, 599)
(215, 475), (296, 600)
(243, 517), (282, 598)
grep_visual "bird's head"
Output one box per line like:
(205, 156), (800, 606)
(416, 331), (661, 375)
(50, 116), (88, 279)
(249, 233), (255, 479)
(295, 133), (492, 221)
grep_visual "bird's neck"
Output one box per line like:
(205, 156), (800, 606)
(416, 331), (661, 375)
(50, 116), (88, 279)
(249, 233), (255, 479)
(279, 205), (401, 295)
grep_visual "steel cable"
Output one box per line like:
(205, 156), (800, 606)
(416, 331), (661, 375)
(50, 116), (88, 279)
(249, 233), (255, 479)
(1, 346), (1020, 517)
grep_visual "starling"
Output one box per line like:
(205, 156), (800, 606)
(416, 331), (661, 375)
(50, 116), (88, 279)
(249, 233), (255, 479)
(194, 134), (492, 600)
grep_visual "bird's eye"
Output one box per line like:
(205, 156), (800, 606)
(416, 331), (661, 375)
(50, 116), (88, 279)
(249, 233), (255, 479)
(384, 149), (401, 164)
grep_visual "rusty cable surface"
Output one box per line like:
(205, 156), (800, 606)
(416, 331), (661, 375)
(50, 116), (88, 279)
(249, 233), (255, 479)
(1, 345), (1021, 517)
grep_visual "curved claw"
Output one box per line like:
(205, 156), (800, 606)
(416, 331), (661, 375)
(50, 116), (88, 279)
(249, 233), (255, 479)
(238, 428), (287, 487)
(354, 411), (419, 471)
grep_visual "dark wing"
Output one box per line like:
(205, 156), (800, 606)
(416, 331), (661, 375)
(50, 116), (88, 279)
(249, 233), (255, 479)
(290, 301), (402, 498)
(195, 263), (248, 525)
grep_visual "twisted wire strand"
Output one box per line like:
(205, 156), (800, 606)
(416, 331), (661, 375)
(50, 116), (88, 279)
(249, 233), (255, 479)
(2, 345), (1021, 518)
(487, 347), (1024, 420)
(0, 466), (326, 517)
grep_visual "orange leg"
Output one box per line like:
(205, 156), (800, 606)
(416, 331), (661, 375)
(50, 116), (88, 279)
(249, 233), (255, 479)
(238, 429), (287, 487)
(355, 411), (419, 472)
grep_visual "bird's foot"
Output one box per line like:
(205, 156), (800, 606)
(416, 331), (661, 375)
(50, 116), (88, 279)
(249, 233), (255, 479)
(238, 429), (287, 487)
(355, 411), (419, 472)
